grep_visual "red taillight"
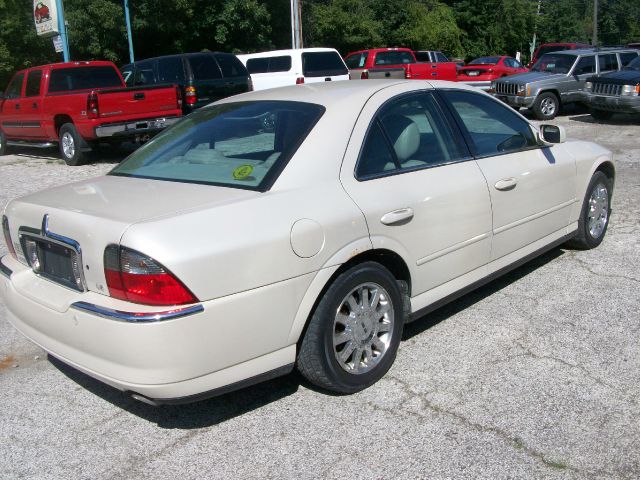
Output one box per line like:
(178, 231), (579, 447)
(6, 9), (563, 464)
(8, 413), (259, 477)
(176, 85), (183, 109)
(185, 86), (197, 105)
(405, 69), (411, 79)
(87, 91), (99, 119)
(2, 215), (17, 260)
(104, 245), (197, 306)
(361, 70), (369, 80)
(295, 77), (304, 84)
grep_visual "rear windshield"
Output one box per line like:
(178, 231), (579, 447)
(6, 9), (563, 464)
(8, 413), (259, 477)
(187, 54), (222, 80)
(469, 56), (500, 65)
(109, 101), (325, 192)
(374, 51), (415, 66)
(531, 54), (577, 74)
(302, 51), (348, 77)
(48, 66), (122, 92)
(246, 56), (292, 74)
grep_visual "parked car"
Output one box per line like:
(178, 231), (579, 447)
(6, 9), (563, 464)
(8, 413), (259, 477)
(236, 48), (349, 91)
(344, 47), (458, 81)
(457, 56), (528, 90)
(121, 52), (251, 114)
(1, 79), (614, 404)
(0, 61), (183, 165)
(491, 47), (640, 119)
(582, 55), (640, 119)
(528, 42), (590, 68)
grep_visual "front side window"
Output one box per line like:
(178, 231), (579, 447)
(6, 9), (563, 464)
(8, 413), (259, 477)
(5, 73), (25, 99)
(598, 54), (618, 73)
(573, 56), (596, 75)
(624, 56), (640, 71)
(109, 101), (325, 191)
(49, 66), (122, 92)
(620, 52), (639, 67)
(442, 90), (537, 157)
(356, 93), (466, 179)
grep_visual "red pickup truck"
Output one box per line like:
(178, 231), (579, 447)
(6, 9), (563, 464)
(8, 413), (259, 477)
(0, 61), (183, 165)
(344, 48), (458, 81)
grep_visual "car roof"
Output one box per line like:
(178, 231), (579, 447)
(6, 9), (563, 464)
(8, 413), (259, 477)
(237, 48), (339, 59)
(215, 79), (480, 109)
(126, 52), (232, 65)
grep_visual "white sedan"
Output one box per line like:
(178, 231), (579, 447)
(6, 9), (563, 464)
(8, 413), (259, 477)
(0, 80), (614, 405)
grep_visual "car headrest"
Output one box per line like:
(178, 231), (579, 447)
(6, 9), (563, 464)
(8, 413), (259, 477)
(384, 115), (420, 162)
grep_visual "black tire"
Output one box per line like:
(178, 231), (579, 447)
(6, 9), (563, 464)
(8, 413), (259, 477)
(58, 123), (88, 166)
(297, 262), (405, 394)
(0, 129), (8, 156)
(566, 171), (612, 250)
(589, 108), (613, 121)
(532, 92), (560, 120)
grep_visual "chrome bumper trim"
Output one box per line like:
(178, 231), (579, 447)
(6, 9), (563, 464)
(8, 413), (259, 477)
(95, 116), (181, 138)
(70, 301), (204, 323)
(0, 256), (12, 278)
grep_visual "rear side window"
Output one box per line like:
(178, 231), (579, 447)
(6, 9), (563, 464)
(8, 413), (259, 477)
(5, 73), (24, 99)
(157, 57), (186, 84)
(215, 54), (248, 77)
(302, 51), (348, 77)
(374, 51), (415, 65)
(620, 52), (639, 67)
(188, 54), (222, 80)
(442, 90), (537, 157)
(25, 70), (43, 97)
(345, 52), (368, 69)
(48, 66), (122, 92)
(598, 54), (618, 73)
(573, 56), (595, 75)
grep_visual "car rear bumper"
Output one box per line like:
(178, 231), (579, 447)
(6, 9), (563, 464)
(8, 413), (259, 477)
(94, 116), (181, 138)
(0, 254), (301, 402)
(583, 94), (640, 113)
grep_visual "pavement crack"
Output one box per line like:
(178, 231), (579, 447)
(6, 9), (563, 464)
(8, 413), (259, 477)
(567, 252), (640, 284)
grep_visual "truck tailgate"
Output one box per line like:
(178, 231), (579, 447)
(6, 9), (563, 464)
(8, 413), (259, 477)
(367, 68), (406, 80)
(97, 85), (180, 118)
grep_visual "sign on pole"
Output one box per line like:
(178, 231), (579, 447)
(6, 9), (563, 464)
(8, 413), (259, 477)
(33, 1), (60, 37)
(52, 35), (63, 53)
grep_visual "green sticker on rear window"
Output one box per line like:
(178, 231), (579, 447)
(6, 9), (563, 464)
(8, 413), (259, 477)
(233, 165), (254, 180)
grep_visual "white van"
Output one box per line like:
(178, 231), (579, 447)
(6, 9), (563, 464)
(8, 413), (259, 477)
(237, 48), (350, 91)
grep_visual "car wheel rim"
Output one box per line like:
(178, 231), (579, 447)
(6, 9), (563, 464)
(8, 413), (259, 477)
(333, 282), (394, 375)
(61, 132), (75, 158)
(587, 183), (609, 239)
(541, 97), (556, 116)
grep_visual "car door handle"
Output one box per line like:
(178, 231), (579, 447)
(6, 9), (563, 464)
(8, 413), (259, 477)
(381, 208), (414, 226)
(32, 103), (38, 109)
(494, 178), (518, 191)
(15, 104), (20, 110)
(133, 92), (145, 100)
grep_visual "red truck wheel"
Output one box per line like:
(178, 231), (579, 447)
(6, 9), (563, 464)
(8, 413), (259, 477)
(59, 123), (87, 166)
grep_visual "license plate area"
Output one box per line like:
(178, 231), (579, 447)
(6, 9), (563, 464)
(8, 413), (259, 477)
(20, 234), (85, 292)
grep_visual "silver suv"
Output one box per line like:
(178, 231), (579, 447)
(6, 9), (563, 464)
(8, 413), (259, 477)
(490, 48), (640, 120)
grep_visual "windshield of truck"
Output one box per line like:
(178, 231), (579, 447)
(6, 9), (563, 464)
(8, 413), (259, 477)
(302, 51), (348, 77)
(469, 57), (500, 65)
(109, 101), (325, 192)
(48, 66), (122, 92)
(624, 56), (640, 70)
(531, 54), (577, 74)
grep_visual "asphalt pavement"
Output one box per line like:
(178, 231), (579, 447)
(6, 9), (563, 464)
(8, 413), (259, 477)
(1, 109), (639, 479)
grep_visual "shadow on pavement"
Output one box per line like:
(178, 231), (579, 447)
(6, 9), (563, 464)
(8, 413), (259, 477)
(49, 247), (567, 427)
(568, 113), (640, 125)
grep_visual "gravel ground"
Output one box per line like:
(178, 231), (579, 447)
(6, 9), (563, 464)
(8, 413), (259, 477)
(0, 109), (639, 479)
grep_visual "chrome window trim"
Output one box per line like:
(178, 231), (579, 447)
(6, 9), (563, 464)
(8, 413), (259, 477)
(70, 301), (204, 323)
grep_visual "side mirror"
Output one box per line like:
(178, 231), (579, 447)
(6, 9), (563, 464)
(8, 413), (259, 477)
(538, 124), (566, 145)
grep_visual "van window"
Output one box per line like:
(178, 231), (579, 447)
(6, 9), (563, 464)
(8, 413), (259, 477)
(215, 54), (249, 77)
(49, 66), (122, 92)
(246, 56), (292, 74)
(302, 51), (348, 77)
(157, 57), (186, 84)
(188, 54), (222, 80)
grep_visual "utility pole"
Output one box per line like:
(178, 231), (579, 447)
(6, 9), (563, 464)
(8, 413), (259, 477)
(529, 0), (541, 62)
(54, 0), (70, 61)
(290, 0), (302, 49)
(592, 0), (598, 46)
(124, 0), (135, 63)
